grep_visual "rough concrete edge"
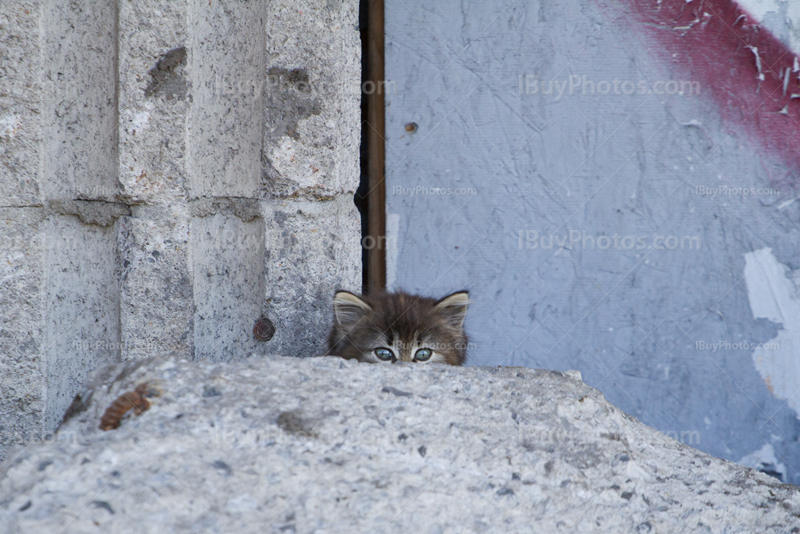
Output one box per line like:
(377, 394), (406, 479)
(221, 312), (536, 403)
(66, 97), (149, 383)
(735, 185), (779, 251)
(188, 197), (262, 222)
(47, 200), (131, 227)
(3, 354), (800, 499)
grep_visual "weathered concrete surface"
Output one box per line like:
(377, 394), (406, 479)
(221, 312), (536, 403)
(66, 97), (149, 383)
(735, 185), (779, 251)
(44, 215), (119, 433)
(0, 209), (45, 459)
(262, 196), (362, 357)
(0, 2), (42, 207)
(191, 212), (265, 361)
(118, 206), (194, 362)
(2, 355), (799, 533)
(188, 0), (264, 199)
(261, 0), (361, 199)
(41, 0), (118, 203)
(115, 1), (194, 363)
(117, 1), (188, 204)
(0, 0), (361, 463)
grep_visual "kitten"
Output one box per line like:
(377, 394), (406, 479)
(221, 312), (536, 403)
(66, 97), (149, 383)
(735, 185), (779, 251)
(327, 290), (470, 365)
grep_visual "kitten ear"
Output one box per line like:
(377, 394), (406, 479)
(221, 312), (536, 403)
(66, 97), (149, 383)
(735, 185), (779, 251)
(333, 291), (372, 329)
(434, 291), (470, 328)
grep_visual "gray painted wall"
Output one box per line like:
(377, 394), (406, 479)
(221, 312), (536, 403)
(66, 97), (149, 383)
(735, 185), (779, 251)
(386, 0), (800, 484)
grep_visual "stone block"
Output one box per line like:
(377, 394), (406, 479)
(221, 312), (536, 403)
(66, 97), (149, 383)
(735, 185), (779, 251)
(191, 211), (265, 361)
(261, 0), (361, 198)
(118, 206), (193, 361)
(2, 355), (798, 532)
(117, 1), (189, 202)
(0, 208), (45, 458)
(0, 3), (42, 206)
(187, 0), (265, 199)
(262, 196), (361, 356)
(43, 215), (119, 432)
(41, 0), (118, 202)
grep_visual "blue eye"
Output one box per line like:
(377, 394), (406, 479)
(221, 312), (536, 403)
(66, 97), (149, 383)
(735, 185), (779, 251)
(374, 348), (394, 361)
(415, 348), (432, 361)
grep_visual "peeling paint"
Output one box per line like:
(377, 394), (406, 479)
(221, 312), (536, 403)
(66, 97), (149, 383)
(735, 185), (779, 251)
(739, 442), (788, 481)
(743, 248), (800, 417)
(737, 0), (800, 54)
(625, 0), (800, 178)
(747, 45), (765, 82)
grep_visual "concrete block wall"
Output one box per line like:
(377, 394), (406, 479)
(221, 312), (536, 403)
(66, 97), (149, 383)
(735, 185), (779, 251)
(0, 0), (361, 461)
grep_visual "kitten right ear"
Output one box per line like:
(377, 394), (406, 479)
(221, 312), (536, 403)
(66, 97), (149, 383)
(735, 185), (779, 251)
(434, 291), (470, 328)
(333, 291), (372, 329)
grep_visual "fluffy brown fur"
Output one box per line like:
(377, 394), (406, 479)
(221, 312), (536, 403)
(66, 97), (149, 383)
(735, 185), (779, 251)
(327, 290), (470, 366)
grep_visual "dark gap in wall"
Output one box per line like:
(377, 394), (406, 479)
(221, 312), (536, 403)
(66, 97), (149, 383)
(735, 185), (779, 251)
(357, 0), (386, 294)
(356, 0), (370, 293)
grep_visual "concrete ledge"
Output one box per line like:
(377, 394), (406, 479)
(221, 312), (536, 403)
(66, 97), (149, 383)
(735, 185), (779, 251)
(1, 355), (798, 533)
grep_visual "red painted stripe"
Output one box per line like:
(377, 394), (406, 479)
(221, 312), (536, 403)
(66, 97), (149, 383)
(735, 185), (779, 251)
(610, 0), (800, 182)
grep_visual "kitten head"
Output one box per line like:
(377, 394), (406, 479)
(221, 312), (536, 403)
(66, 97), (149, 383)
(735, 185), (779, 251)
(327, 290), (470, 366)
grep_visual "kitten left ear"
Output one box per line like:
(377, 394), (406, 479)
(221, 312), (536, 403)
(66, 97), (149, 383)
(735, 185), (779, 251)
(333, 291), (372, 330)
(434, 291), (470, 328)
